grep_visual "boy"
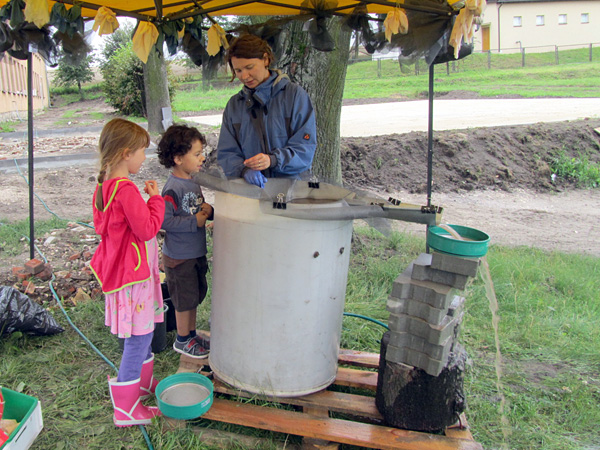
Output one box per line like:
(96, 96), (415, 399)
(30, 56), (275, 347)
(157, 124), (212, 358)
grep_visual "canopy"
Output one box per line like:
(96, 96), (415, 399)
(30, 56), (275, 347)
(1, 0), (456, 22)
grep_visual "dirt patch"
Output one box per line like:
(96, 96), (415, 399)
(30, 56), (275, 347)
(1, 97), (600, 305)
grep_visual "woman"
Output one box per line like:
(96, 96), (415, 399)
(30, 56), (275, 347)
(216, 34), (317, 188)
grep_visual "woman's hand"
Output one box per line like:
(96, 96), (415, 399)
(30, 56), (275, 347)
(244, 154), (270, 172)
(144, 180), (159, 197)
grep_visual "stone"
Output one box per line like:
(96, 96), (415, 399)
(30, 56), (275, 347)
(388, 311), (464, 346)
(387, 331), (453, 362)
(431, 252), (481, 277)
(385, 343), (448, 376)
(387, 296), (447, 325)
(411, 254), (470, 290)
(391, 265), (457, 310)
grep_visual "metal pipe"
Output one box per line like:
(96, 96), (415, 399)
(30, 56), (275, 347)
(27, 50), (34, 259)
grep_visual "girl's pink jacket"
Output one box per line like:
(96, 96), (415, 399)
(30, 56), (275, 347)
(90, 178), (165, 294)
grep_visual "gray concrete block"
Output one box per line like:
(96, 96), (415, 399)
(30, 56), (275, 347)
(388, 330), (453, 361)
(385, 343), (447, 376)
(388, 312), (464, 345)
(431, 252), (481, 277)
(387, 296), (447, 325)
(391, 265), (457, 310)
(411, 255), (470, 290)
(448, 295), (466, 317)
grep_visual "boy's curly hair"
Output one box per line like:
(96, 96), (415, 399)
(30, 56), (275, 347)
(157, 124), (207, 168)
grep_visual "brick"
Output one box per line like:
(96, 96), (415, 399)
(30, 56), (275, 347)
(69, 252), (81, 261)
(411, 255), (470, 290)
(36, 265), (53, 281)
(388, 311), (464, 346)
(387, 296), (448, 325)
(16, 270), (30, 281)
(388, 330), (453, 361)
(24, 258), (45, 275)
(12, 266), (25, 276)
(391, 265), (457, 310)
(385, 344), (447, 376)
(431, 252), (481, 277)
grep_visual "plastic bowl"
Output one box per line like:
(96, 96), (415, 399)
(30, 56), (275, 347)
(427, 224), (490, 258)
(155, 373), (213, 420)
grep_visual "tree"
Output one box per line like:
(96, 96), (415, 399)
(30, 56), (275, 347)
(277, 18), (352, 185)
(143, 49), (171, 133)
(99, 23), (135, 69)
(100, 42), (145, 116)
(54, 54), (94, 100)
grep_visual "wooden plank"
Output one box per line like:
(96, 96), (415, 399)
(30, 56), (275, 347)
(334, 367), (378, 391)
(203, 398), (483, 450)
(211, 378), (383, 421)
(338, 349), (380, 369)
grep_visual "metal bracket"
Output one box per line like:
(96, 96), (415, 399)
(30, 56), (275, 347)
(273, 193), (287, 210)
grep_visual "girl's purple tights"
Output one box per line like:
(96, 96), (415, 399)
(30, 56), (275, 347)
(117, 333), (153, 382)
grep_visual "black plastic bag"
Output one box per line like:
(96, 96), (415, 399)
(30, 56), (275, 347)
(0, 286), (64, 337)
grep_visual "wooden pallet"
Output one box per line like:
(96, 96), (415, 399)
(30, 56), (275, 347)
(178, 348), (483, 450)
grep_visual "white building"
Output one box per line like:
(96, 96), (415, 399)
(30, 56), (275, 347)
(476, 0), (600, 52)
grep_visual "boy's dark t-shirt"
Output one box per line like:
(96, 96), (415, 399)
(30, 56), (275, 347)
(161, 174), (209, 262)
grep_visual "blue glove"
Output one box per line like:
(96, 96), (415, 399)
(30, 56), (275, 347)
(243, 170), (267, 188)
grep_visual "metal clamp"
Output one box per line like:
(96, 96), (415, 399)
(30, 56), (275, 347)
(273, 193), (287, 210)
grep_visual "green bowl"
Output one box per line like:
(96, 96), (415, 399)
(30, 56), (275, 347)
(156, 373), (213, 420)
(427, 224), (490, 258)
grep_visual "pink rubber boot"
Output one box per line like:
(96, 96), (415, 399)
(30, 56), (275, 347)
(139, 354), (160, 400)
(108, 377), (161, 427)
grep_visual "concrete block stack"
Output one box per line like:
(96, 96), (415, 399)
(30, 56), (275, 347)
(385, 252), (480, 376)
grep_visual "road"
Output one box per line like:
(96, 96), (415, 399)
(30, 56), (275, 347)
(186, 98), (600, 137)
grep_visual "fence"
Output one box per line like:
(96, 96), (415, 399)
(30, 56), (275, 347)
(349, 42), (600, 78)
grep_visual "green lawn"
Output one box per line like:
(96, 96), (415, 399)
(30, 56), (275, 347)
(1, 219), (598, 450)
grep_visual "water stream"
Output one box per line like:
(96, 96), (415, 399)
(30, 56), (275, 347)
(439, 224), (510, 447)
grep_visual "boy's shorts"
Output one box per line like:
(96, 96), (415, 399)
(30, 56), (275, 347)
(164, 256), (208, 312)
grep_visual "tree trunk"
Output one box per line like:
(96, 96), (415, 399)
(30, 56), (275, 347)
(277, 18), (352, 185)
(143, 49), (172, 134)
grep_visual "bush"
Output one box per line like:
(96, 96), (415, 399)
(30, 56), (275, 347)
(100, 42), (146, 117)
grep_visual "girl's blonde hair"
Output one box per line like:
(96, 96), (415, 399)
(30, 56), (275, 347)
(95, 118), (150, 210)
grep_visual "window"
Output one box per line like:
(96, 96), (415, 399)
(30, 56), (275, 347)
(536, 15), (545, 26)
(558, 14), (567, 25)
(581, 13), (589, 24)
(513, 16), (522, 27)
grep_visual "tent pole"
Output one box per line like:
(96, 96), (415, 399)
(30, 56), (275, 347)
(426, 63), (434, 252)
(27, 51), (35, 259)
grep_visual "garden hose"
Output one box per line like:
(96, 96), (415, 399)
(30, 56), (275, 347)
(343, 312), (389, 330)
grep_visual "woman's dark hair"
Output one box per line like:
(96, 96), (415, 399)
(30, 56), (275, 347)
(226, 34), (275, 81)
(157, 124), (207, 169)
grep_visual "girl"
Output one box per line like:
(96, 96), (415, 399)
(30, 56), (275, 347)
(90, 118), (165, 427)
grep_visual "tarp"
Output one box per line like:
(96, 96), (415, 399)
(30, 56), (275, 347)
(0, 0), (456, 22)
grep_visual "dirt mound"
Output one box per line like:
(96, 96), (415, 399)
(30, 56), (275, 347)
(341, 118), (600, 194)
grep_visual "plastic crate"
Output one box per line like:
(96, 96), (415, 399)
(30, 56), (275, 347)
(0, 387), (43, 450)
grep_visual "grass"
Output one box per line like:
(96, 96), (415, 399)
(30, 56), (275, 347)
(50, 84), (104, 105)
(0, 120), (18, 133)
(550, 149), (600, 188)
(1, 219), (599, 449)
(166, 48), (600, 114)
(0, 216), (70, 256)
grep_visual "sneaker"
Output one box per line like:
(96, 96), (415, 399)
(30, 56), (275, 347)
(173, 338), (209, 359)
(193, 335), (210, 350)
